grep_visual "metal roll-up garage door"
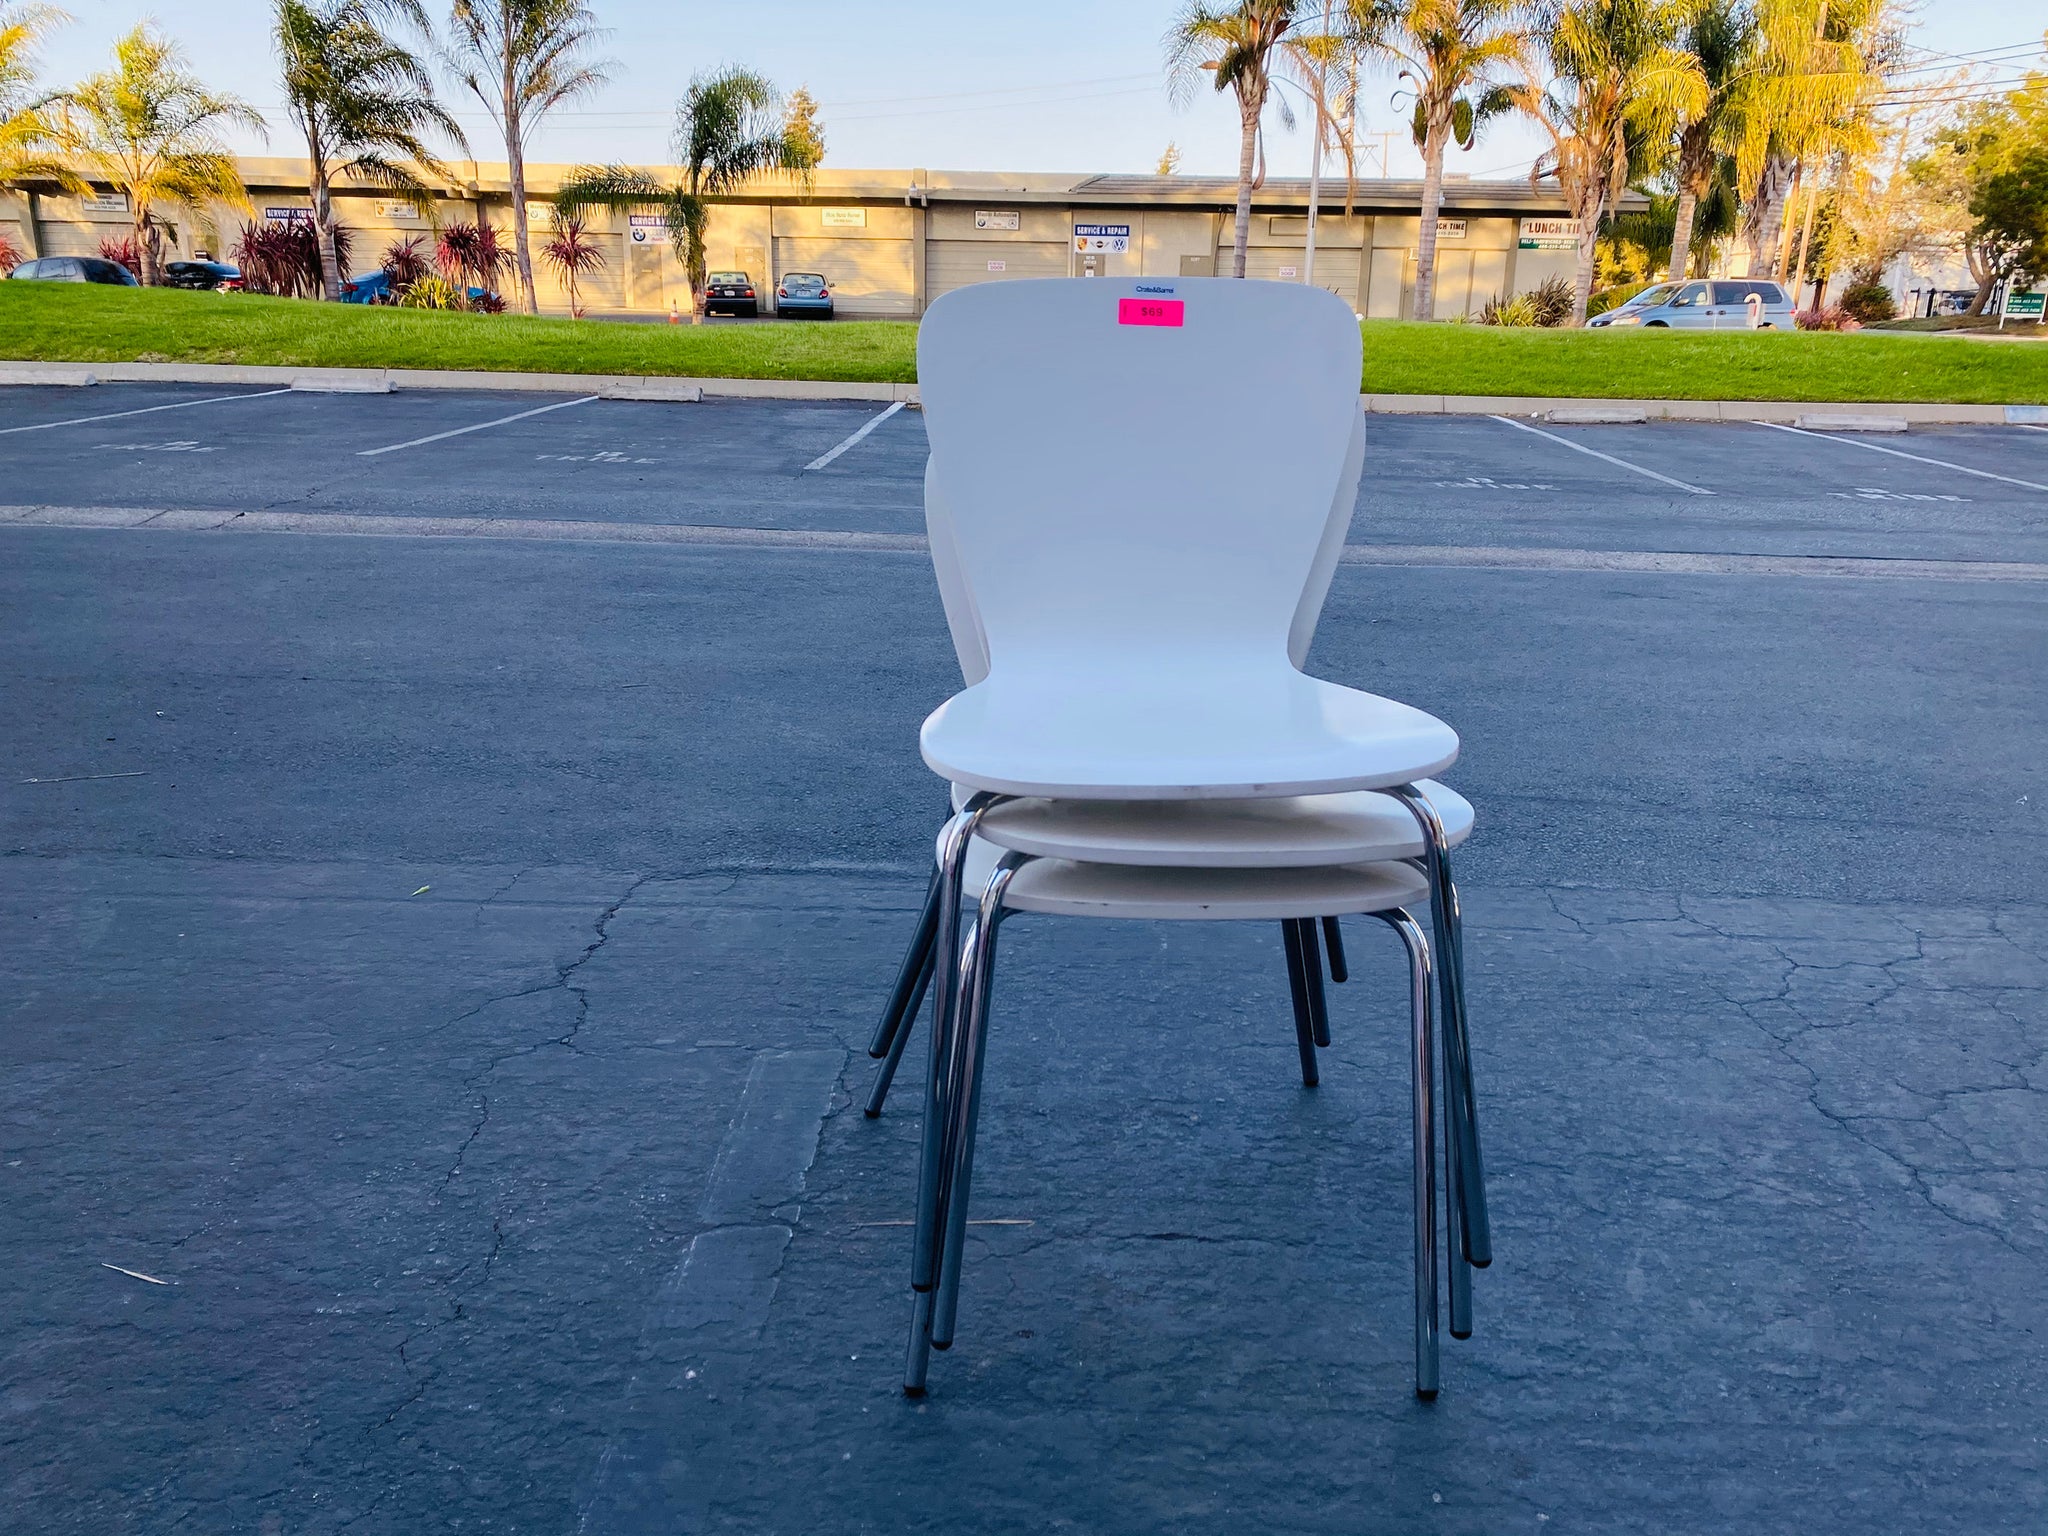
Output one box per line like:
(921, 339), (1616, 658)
(925, 238), (1069, 301)
(1242, 244), (1360, 309)
(772, 236), (914, 317)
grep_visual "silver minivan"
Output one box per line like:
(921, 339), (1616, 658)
(1589, 278), (1797, 329)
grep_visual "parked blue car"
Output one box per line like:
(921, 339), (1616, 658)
(339, 270), (391, 303)
(1589, 277), (1798, 329)
(775, 271), (834, 319)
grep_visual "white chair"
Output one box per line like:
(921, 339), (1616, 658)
(887, 277), (1492, 1397)
(869, 420), (1488, 1311)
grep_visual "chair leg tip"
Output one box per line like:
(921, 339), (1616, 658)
(902, 1384), (928, 1399)
(1415, 1386), (1439, 1402)
(862, 1107), (882, 1119)
(1450, 1326), (1473, 1342)
(930, 1339), (951, 1352)
(1467, 1256), (1492, 1270)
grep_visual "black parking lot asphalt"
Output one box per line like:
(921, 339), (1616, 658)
(3, 385), (2046, 1534)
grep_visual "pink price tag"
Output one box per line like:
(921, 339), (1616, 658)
(1118, 297), (1184, 328)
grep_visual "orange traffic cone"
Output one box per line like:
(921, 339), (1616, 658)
(668, 301), (681, 325)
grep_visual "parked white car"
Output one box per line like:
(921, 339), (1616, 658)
(1589, 278), (1798, 329)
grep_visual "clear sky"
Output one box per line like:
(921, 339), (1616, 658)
(27, 0), (2045, 181)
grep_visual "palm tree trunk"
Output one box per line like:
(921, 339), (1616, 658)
(503, 81), (538, 315)
(1744, 155), (1790, 276)
(305, 130), (340, 302)
(1413, 119), (1447, 321)
(131, 208), (157, 285)
(1667, 186), (1697, 283)
(1568, 186), (1601, 327)
(1773, 165), (1802, 282)
(1230, 93), (1258, 278)
(1793, 172), (1821, 304)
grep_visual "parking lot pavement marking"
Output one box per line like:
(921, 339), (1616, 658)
(801, 401), (906, 471)
(0, 388), (293, 436)
(1488, 414), (1715, 495)
(1759, 421), (2048, 492)
(355, 394), (599, 457)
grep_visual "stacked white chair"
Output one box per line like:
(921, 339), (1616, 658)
(876, 277), (1491, 1399)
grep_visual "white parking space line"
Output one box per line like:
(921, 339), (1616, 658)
(1759, 421), (2048, 492)
(802, 401), (905, 471)
(356, 395), (599, 457)
(1488, 415), (1714, 495)
(2017, 424), (2047, 435)
(0, 388), (294, 436)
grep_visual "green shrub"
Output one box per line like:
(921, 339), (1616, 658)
(1838, 281), (1896, 324)
(1589, 280), (1655, 317)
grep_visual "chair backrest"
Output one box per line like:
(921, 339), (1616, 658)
(919, 277), (1364, 680)
(926, 409), (1365, 688)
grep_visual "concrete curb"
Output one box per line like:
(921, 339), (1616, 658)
(0, 360), (2035, 422)
(0, 359), (919, 404)
(1364, 393), (2034, 425)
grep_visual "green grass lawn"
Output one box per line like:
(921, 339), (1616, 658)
(4, 283), (2045, 403)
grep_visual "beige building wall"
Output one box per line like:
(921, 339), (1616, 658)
(6, 159), (1595, 318)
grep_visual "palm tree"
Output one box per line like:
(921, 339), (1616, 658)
(537, 211), (601, 313)
(1664, 0), (1750, 280)
(0, 4), (82, 217)
(51, 25), (262, 285)
(1512, 0), (1706, 323)
(277, 0), (464, 302)
(1166, 0), (1302, 278)
(1352, 0), (1528, 318)
(443, 0), (612, 315)
(1721, 0), (1886, 278)
(554, 66), (809, 320)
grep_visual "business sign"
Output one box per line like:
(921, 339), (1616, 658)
(986, 259), (1007, 272)
(264, 206), (314, 224)
(974, 209), (1020, 231)
(821, 207), (866, 227)
(380, 200), (425, 220)
(81, 191), (129, 214)
(628, 213), (668, 244)
(1518, 218), (1581, 250)
(1437, 218), (1468, 240)
(2004, 289), (2046, 321)
(1074, 223), (1131, 254)
(1278, 265), (1299, 278)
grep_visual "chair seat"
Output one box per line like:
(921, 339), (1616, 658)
(951, 780), (1473, 867)
(921, 672), (1461, 800)
(952, 839), (1430, 921)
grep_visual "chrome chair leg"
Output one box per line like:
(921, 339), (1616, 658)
(1375, 907), (1439, 1399)
(932, 853), (1027, 1350)
(1390, 786), (1491, 1271)
(865, 937), (934, 1117)
(1321, 914), (1349, 983)
(911, 795), (1000, 1303)
(1300, 918), (1333, 1048)
(869, 866), (941, 1059)
(906, 907), (982, 1395)
(1281, 920), (1319, 1087)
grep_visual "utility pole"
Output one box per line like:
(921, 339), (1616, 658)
(1304, 0), (1332, 286)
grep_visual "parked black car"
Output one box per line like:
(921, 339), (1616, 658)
(163, 260), (242, 291)
(704, 270), (758, 317)
(8, 256), (140, 285)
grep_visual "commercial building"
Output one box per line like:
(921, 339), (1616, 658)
(2, 159), (1607, 319)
